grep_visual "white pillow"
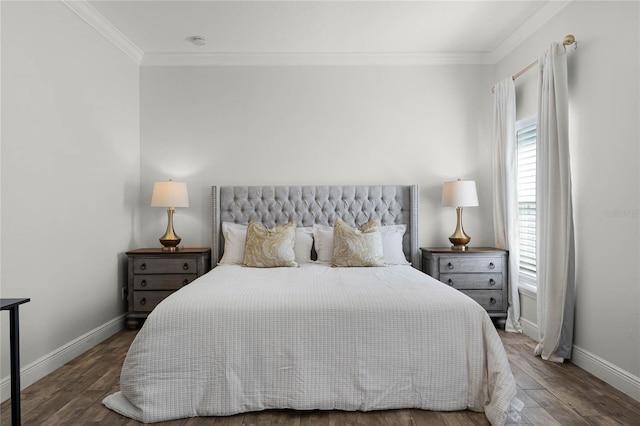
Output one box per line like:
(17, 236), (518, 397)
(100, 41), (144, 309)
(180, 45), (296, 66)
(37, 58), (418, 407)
(379, 224), (411, 265)
(294, 227), (314, 264)
(312, 222), (410, 265)
(219, 222), (247, 265)
(312, 224), (334, 263)
(219, 222), (314, 265)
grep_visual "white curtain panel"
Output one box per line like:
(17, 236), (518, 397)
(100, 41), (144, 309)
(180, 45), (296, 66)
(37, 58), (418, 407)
(535, 42), (576, 363)
(492, 78), (522, 333)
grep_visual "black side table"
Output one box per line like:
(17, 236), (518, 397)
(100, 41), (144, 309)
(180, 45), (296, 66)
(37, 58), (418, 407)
(1, 298), (30, 425)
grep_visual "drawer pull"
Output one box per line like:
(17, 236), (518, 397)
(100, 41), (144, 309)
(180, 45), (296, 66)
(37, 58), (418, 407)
(140, 263), (147, 271)
(489, 262), (495, 270)
(489, 279), (496, 286)
(140, 298), (147, 306)
(141, 280), (147, 287)
(490, 297), (497, 305)
(447, 262), (454, 270)
(183, 263), (189, 271)
(182, 279), (189, 286)
(447, 279), (453, 286)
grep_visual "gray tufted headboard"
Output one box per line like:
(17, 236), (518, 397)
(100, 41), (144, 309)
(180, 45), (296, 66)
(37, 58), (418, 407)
(211, 185), (419, 268)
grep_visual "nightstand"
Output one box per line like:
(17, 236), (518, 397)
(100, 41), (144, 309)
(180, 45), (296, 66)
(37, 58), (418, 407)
(421, 247), (508, 322)
(126, 247), (211, 329)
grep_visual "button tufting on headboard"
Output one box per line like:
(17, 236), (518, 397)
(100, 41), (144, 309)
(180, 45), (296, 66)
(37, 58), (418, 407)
(211, 185), (419, 268)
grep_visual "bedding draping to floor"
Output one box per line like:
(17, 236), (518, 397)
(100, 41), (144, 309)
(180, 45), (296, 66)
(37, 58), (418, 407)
(104, 264), (517, 425)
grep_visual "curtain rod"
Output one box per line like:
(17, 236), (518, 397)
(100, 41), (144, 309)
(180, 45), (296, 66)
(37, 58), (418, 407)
(491, 34), (577, 94)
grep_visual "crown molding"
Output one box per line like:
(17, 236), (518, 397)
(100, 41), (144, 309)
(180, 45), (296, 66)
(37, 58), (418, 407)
(141, 51), (491, 67)
(61, 0), (143, 65)
(487, 0), (574, 64)
(61, 0), (572, 67)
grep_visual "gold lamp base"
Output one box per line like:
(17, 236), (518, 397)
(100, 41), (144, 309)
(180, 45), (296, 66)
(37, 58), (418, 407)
(159, 207), (181, 252)
(449, 206), (471, 251)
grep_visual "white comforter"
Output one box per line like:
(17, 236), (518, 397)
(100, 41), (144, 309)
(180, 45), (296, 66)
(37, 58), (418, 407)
(103, 264), (516, 424)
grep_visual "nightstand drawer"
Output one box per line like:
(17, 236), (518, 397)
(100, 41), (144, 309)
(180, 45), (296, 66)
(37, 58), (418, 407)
(133, 274), (195, 290)
(126, 247), (211, 328)
(133, 291), (174, 312)
(460, 290), (504, 311)
(421, 248), (508, 322)
(439, 256), (503, 273)
(133, 258), (197, 274)
(440, 273), (503, 289)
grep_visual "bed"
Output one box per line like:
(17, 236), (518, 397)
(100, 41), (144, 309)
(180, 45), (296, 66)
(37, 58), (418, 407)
(103, 185), (517, 425)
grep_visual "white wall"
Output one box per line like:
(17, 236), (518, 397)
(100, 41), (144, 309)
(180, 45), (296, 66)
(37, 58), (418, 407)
(139, 65), (495, 251)
(0, 0), (140, 395)
(494, 0), (640, 396)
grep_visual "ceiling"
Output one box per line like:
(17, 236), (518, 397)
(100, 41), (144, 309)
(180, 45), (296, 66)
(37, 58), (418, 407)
(70, 0), (572, 66)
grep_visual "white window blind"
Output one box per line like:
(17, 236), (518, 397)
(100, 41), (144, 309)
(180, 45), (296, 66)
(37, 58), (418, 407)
(517, 122), (537, 286)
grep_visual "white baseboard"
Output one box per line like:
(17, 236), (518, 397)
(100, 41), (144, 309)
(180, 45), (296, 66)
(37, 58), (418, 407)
(516, 317), (639, 402)
(571, 344), (640, 402)
(0, 314), (125, 402)
(520, 317), (539, 341)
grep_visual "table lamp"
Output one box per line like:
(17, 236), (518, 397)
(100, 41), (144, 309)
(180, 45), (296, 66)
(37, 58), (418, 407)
(151, 179), (189, 251)
(441, 179), (478, 251)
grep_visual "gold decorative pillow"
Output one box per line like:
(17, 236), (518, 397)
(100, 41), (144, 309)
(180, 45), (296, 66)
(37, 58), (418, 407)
(243, 221), (298, 268)
(332, 219), (385, 267)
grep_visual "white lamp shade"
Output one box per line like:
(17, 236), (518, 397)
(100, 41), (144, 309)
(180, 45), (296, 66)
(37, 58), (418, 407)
(441, 180), (479, 207)
(151, 180), (189, 208)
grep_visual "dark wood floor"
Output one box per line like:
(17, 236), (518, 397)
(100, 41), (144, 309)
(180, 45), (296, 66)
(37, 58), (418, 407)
(2, 329), (639, 425)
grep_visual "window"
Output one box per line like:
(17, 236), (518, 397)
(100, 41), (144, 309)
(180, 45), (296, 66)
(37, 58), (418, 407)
(517, 119), (537, 287)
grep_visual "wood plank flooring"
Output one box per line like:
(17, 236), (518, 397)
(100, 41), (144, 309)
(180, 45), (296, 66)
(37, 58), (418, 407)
(1, 329), (639, 425)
